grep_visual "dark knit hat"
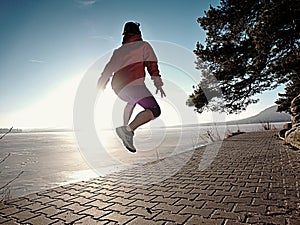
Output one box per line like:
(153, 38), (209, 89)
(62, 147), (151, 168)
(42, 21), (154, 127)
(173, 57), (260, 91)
(122, 22), (141, 35)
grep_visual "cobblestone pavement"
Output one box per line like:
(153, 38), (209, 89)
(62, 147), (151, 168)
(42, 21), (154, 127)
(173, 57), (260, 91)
(0, 131), (299, 224)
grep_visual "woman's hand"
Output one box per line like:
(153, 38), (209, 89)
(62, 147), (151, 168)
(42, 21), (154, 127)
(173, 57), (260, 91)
(156, 86), (166, 98)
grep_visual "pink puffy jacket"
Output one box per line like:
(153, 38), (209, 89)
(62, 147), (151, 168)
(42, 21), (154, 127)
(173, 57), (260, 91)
(100, 34), (163, 92)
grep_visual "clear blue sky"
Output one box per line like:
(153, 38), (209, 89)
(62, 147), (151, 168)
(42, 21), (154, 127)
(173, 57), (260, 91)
(0, 0), (283, 128)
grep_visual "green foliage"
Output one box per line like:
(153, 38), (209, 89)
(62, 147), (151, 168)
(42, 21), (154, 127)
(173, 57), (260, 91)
(189, 0), (300, 114)
(276, 75), (300, 113)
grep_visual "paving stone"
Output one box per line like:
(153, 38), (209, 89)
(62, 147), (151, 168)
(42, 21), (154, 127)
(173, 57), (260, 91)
(22, 201), (48, 212)
(9, 210), (37, 223)
(97, 189), (117, 196)
(73, 216), (107, 225)
(223, 219), (248, 225)
(195, 194), (224, 202)
(130, 199), (158, 209)
(85, 199), (113, 209)
(104, 221), (118, 225)
(61, 188), (83, 196)
(222, 196), (252, 205)
(91, 193), (115, 202)
(0, 215), (9, 224)
(246, 214), (287, 224)
(34, 196), (56, 204)
(51, 210), (85, 223)
(125, 187), (152, 196)
(110, 191), (135, 200)
(107, 196), (135, 206)
(22, 214), (56, 224)
(286, 217), (300, 225)
(52, 186), (68, 193)
(41, 191), (61, 199)
(80, 186), (99, 193)
(148, 190), (175, 198)
(49, 219), (67, 225)
(36, 205), (66, 217)
(0, 206), (23, 216)
(62, 202), (90, 213)
(0, 219), (19, 225)
(101, 211), (135, 224)
(152, 203), (184, 214)
(76, 191), (97, 199)
(185, 215), (225, 225)
(126, 217), (164, 225)
(23, 193), (43, 201)
(54, 193), (76, 201)
(204, 201), (234, 212)
(126, 206), (161, 220)
(211, 209), (245, 222)
(78, 206), (111, 219)
(8, 198), (32, 208)
(70, 196), (94, 205)
(129, 193), (156, 202)
(178, 205), (212, 217)
(251, 197), (272, 206)
(153, 211), (190, 224)
(189, 188), (215, 195)
(89, 177), (106, 184)
(170, 192), (198, 200)
(151, 196), (179, 205)
(213, 190), (236, 198)
(233, 203), (266, 214)
(98, 184), (116, 191)
(69, 183), (87, 190)
(46, 199), (72, 208)
(111, 185), (136, 194)
(105, 203), (135, 214)
(0, 202), (9, 210)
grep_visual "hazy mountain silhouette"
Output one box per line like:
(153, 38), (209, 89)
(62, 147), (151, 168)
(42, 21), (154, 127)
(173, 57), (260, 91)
(227, 105), (291, 125)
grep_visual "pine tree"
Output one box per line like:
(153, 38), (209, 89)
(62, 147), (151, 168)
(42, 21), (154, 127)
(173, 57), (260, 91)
(189, 0), (300, 114)
(276, 75), (300, 113)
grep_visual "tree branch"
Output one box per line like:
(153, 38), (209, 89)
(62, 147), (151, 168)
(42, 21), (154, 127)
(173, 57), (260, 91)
(0, 127), (13, 140)
(0, 153), (11, 164)
(0, 171), (24, 190)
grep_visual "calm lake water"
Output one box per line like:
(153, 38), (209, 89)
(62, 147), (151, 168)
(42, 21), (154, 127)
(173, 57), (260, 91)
(0, 123), (284, 199)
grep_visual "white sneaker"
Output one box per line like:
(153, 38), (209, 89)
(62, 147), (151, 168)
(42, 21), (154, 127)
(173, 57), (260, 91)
(116, 126), (136, 153)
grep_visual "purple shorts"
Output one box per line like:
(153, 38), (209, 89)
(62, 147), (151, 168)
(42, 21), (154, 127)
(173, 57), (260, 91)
(115, 85), (161, 117)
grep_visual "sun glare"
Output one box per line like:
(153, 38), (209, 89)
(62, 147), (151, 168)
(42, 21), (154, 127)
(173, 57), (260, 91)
(9, 76), (81, 129)
(94, 89), (119, 130)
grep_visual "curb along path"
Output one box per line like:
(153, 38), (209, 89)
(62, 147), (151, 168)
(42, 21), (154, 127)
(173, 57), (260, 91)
(0, 131), (299, 224)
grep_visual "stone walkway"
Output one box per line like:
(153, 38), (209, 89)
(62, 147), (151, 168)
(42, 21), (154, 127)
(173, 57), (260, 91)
(0, 131), (299, 224)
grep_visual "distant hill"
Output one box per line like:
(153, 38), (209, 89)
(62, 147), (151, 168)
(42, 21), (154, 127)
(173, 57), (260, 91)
(227, 105), (291, 125)
(0, 128), (22, 133)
